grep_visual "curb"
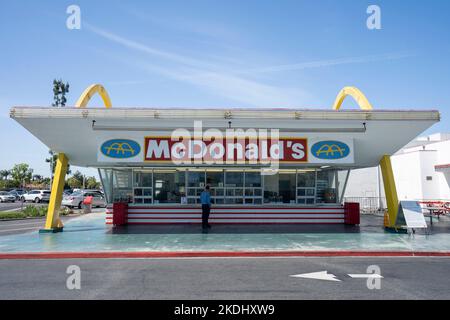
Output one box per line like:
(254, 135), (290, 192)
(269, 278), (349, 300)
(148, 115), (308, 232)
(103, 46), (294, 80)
(0, 214), (81, 222)
(1, 251), (450, 259)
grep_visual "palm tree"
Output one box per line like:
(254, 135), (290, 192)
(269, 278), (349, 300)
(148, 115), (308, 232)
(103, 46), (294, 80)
(32, 174), (43, 183)
(0, 170), (10, 180)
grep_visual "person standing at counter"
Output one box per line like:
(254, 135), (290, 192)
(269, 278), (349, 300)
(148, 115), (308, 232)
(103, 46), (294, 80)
(200, 185), (212, 229)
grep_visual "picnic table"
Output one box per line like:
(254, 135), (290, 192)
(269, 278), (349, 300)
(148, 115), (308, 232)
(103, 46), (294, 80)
(419, 201), (450, 225)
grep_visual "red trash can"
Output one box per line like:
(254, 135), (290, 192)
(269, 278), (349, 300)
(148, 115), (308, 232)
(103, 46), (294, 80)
(344, 202), (360, 225)
(112, 202), (128, 226)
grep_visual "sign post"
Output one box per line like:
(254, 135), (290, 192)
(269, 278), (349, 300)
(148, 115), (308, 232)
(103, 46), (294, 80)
(396, 200), (428, 233)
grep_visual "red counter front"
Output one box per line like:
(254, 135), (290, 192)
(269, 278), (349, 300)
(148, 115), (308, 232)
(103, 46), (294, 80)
(344, 202), (360, 225)
(106, 205), (345, 225)
(112, 202), (128, 226)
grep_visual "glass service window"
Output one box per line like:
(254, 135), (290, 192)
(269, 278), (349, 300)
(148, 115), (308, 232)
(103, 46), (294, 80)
(316, 170), (337, 204)
(224, 171), (244, 204)
(153, 170), (185, 204)
(133, 171), (153, 204)
(296, 171), (316, 205)
(187, 170), (205, 204)
(112, 169), (133, 203)
(244, 171), (262, 205)
(263, 172), (296, 204)
(206, 170), (224, 204)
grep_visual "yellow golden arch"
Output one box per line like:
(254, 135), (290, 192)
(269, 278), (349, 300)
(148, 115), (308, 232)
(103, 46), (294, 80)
(332, 86), (373, 111)
(42, 84), (112, 232)
(332, 86), (401, 231)
(75, 84), (112, 108)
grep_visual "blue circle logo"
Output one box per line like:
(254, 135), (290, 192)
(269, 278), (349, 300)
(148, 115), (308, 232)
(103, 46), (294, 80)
(311, 140), (350, 160)
(101, 139), (141, 159)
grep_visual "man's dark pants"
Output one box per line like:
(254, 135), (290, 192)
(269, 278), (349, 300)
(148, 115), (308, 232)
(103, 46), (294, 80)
(202, 204), (210, 227)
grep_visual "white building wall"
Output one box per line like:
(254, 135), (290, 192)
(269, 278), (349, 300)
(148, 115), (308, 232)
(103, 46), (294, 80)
(391, 151), (423, 200)
(434, 140), (450, 199)
(440, 171), (450, 199)
(346, 167), (381, 198)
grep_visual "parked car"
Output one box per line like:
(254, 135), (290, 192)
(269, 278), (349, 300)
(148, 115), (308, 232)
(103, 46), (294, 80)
(0, 191), (16, 203)
(63, 189), (74, 196)
(8, 190), (22, 201)
(10, 189), (26, 195)
(62, 190), (106, 209)
(22, 190), (51, 203)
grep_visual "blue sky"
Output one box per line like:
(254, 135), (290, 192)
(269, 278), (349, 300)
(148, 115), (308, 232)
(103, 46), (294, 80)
(1, 0), (449, 177)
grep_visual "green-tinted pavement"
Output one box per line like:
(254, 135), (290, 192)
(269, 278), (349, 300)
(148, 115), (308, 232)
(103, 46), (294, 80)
(1, 212), (450, 253)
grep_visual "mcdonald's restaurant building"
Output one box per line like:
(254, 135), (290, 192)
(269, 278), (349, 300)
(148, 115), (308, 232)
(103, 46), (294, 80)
(10, 85), (440, 231)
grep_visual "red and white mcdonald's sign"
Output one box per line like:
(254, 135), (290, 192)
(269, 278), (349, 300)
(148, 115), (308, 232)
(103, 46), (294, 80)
(144, 136), (308, 164)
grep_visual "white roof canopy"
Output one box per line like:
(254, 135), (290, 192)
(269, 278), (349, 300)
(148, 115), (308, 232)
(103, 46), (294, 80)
(10, 107), (439, 168)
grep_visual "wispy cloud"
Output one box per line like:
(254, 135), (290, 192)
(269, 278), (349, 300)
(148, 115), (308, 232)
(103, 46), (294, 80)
(85, 23), (414, 107)
(159, 68), (306, 107)
(85, 23), (220, 71)
(232, 52), (416, 75)
(85, 23), (308, 107)
(124, 8), (239, 42)
(106, 80), (147, 87)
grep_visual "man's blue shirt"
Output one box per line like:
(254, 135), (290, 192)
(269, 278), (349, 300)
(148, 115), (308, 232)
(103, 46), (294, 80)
(200, 191), (211, 205)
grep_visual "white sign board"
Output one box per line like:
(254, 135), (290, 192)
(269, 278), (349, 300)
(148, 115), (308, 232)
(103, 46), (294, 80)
(398, 201), (427, 229)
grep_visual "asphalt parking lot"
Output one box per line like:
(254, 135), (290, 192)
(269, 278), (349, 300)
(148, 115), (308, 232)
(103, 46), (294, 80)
(0, 201), (46, 212)
(0, 215), (79, 236)
(0, 256), (449, 300)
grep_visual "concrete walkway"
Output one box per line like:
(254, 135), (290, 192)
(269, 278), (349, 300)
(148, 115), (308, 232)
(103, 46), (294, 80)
(1, 212), (450, 254)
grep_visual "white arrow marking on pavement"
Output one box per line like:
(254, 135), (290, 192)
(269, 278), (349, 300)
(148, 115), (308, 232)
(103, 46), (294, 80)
(290, 271), (341, 282)
(348, 274), (383, 279)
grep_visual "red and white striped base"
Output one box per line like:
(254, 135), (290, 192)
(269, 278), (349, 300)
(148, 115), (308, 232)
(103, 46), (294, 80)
(106, 205), (345, 224)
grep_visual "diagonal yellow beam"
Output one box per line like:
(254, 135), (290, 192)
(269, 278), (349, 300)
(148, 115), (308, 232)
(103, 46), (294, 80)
(41, 84), (112, 232)
(332, 86), (373, 111)
(40, 153), (68, 232)
(379, 155), (399, 228)
(75, 84), (112, 108)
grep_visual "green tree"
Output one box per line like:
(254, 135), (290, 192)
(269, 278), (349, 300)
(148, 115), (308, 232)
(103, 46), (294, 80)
(10, 164), (33, 187)
(45, 151), (71, 177)
(32, 174), (43, 183)
(85, 176), (100, 189)
(66, 171), (84, 189)
(48, 79), (70, 182)
(42, 177), (51, 188)
(0, 179), (18, 189)
(52, 79), (70, 107)
(67, 176), (82, 189)
(0, 169), (10, 180)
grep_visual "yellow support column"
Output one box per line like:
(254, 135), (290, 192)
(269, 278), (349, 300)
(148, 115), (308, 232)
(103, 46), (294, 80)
(379, 155), (401, 231)
(40, 153), (68, 233)
(39, 84), (111, 233)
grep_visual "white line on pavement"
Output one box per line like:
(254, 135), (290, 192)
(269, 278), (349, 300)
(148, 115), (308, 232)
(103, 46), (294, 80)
(0, 226), (39, 233)
(0, 220), (44, 227)
(348, 274), (383, 278)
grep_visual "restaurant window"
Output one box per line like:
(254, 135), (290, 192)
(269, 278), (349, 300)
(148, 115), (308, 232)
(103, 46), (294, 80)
(264, 171), (296, 204)
(316, 169), (337, 203)
(206, 170), (224, 204)
(112, 169), (133, 203)
(225, 170), (244, 204)
(133, 171), (153, 204)
(297, 170), (316, 204)
(245, 170), (262, 204)
(153, 170), (185, 204)
(187, 170), (205, 204)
